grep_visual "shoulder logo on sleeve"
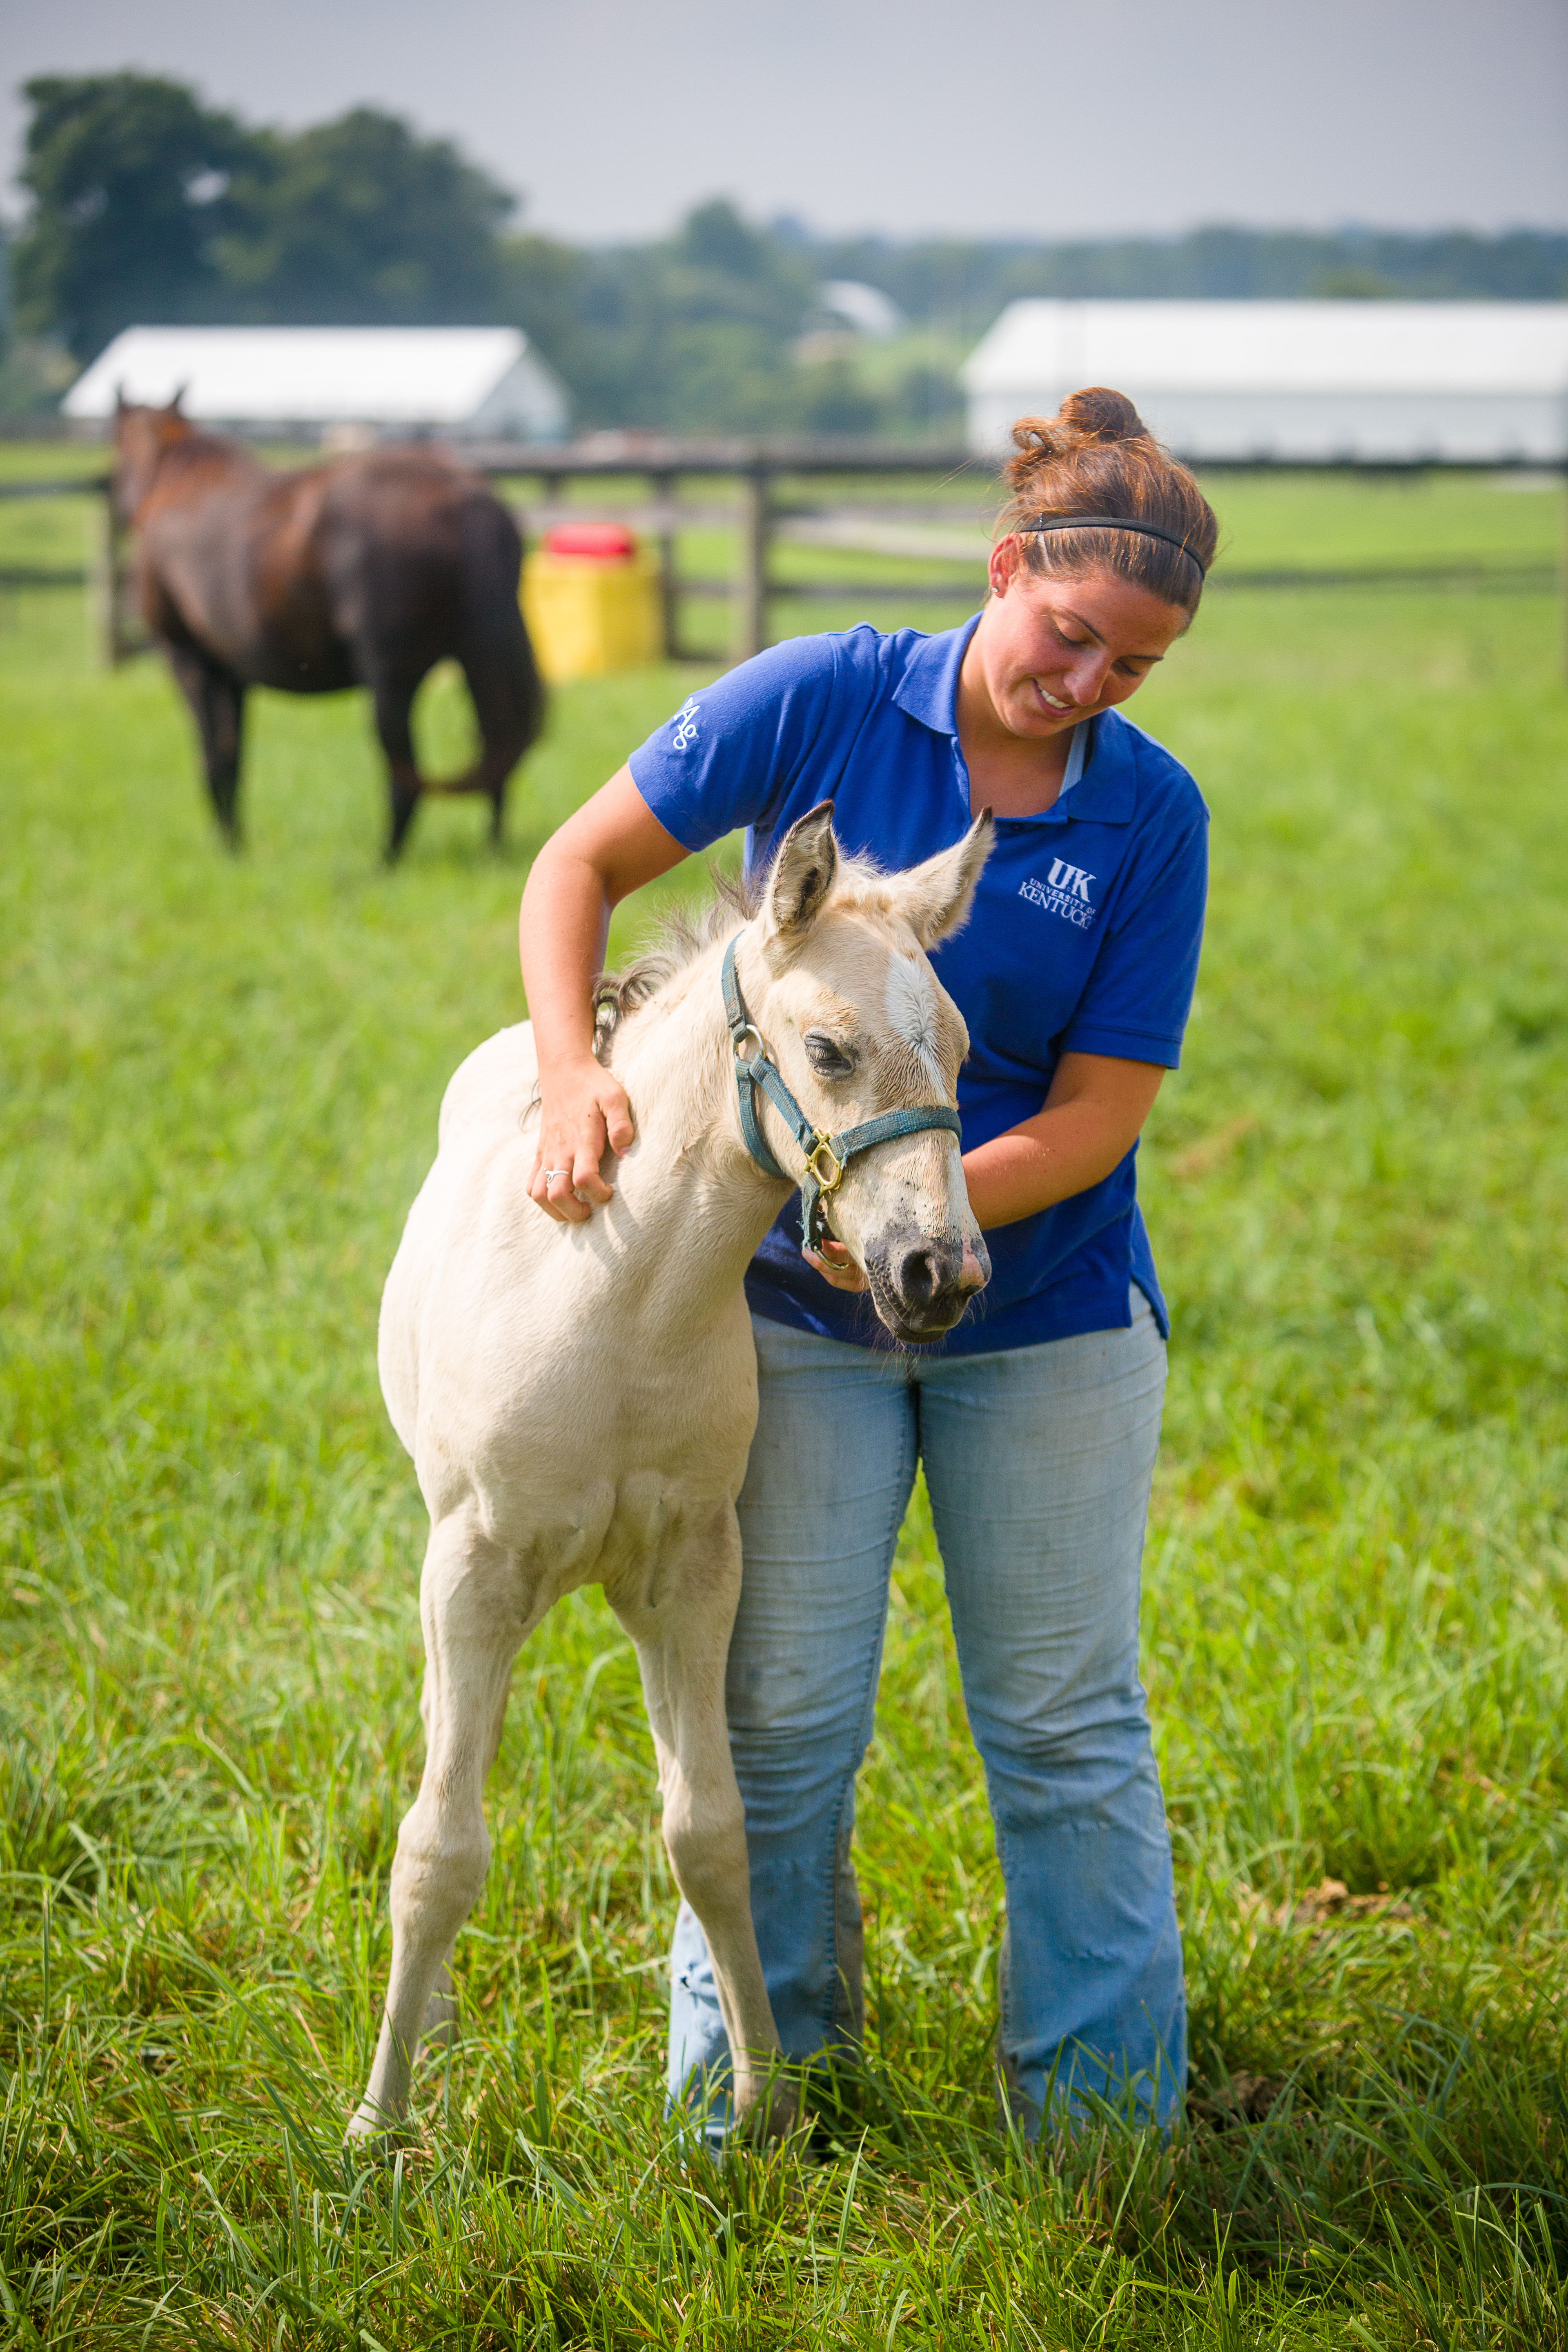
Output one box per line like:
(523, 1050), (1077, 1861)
(1019, 859), (1097, 931)
(670, 695), (702, 751)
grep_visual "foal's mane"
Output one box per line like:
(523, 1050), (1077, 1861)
(589, 840), (899, 1067)
(591, 866), (760, 1065)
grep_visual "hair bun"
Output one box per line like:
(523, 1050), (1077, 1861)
(1004, 387), (1150, 489)
(996, 384), (1217, 612)
(1057, 386), (1148, 446)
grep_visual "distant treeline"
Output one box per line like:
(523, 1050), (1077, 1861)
(7, 72), (1566, 435)
(811, 225), (1568, 317)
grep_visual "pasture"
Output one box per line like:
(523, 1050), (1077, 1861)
(4, 471), (1568, 2348)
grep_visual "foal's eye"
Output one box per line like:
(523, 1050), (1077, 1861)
(804, 1032), (855, 1078)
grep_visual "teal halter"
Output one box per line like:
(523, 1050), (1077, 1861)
(720, 932), (963, 1255)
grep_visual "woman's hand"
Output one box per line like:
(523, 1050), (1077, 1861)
(802, 1238), (869, 1293)
(529, 1054), (635, 1223)
(519, 766), (689, 1227)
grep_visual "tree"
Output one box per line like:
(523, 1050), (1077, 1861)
(549, 199), (820, 431)
(12, 74), (252, 361)
(220, 109), (514, 323)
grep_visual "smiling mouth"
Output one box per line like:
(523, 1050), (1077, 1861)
(1034, 684), (1074, 713)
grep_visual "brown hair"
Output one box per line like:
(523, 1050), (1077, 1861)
(996, 387), (1218, 615)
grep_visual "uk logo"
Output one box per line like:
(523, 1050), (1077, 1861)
(670, 695), (701, 751)
(1019, 858), (1097, 930)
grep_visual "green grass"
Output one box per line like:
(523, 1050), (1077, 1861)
(4, 490), (1568, 2344)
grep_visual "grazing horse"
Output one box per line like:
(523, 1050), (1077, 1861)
(111, 396), (545, 859)
(350, 804), (994, 2143)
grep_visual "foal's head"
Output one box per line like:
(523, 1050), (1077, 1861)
(739, 804), (994, 1345)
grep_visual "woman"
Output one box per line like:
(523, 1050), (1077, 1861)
(518, 388), (1219, 2132)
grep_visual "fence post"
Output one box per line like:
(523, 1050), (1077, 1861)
(652, 466), (679, 660)
(735, 454), (771, 661)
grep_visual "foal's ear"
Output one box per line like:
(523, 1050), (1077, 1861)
(893, 810), (995, 948)
(762, 802), (838, 944)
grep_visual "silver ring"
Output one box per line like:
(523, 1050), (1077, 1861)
(542, 1169), (569, 1181)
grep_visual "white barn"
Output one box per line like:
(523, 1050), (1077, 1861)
(63, 325), (570, 442)
(960, 301), (1568, 464)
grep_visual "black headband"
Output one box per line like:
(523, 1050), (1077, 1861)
(1022, 514), (1207, 580)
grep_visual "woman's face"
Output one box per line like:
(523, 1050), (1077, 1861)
(970, 542), (1190, 743)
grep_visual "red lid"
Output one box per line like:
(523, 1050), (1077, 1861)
(543, 521), (638, 560)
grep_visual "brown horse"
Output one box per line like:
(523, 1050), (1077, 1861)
(111, 396), (545, 859)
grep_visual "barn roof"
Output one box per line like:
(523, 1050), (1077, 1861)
(961, 301), (1568, 398)
(63, 325), (568, 435)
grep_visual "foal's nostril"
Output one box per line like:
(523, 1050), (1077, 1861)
(872, 1230), (981, 1336)
(897, 1246), (940, 1308)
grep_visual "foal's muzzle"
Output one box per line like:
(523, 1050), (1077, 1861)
(866, 1227), (991, 1344)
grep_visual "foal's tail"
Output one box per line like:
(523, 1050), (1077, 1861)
(413, 495), (546, 855)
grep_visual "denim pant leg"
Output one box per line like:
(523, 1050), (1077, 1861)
(916, 1292), (1184, 2126)
(667, 1314), (915, 2122)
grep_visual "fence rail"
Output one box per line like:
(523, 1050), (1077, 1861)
(1, 443), (1563, 669)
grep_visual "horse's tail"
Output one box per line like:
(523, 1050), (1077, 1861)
(439, 493), (547, 842)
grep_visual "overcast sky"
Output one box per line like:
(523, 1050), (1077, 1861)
(4, 0), (1565, 243)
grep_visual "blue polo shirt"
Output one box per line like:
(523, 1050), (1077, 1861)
(628, 617), (1208, 1355)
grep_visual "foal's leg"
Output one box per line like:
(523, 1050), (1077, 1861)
(165, 644), (246, 845)
(350, 1512), (539, 2139)
(612, 1508), (794, 2141)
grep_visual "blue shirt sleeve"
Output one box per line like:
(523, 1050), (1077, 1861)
(1058, 792), (1209, 1069)
(628, 637), (844, 853)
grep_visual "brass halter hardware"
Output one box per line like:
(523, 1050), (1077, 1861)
(806, 1134), (844, 1195)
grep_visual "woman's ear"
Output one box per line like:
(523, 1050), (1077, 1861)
(988, 534), (1025, 598)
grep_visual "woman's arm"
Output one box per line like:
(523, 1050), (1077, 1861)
(522, 764), (1164, 1252)
(806, 1051), (1165, 1291)
(518, 764), (690, 1223)
(964, 1051), (1166, 1230)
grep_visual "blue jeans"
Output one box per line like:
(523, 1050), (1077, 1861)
(668, 1293), (1184, 2134)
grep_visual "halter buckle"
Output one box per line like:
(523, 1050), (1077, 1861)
(807, 1133), (844, 1194)
(731, 1024), (766, 1065)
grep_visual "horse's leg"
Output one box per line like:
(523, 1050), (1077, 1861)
(457, 609), (544, 849)
(366, 664), (427, 864)
(350, 1511), (538, 2140)
(612, 1508), (794, 2142)
(204, 670), (245, 844)
(164, 644), (246, 847)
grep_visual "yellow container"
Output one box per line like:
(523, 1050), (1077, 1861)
(521, 547), (663, 682)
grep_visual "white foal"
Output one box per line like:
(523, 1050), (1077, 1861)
(349, 802), (993, 2143)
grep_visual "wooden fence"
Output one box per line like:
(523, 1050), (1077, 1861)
(1, 439), (1562, 673)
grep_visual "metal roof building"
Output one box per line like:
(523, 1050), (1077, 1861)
(63, 325), (570, 441)
(960, 301), (1568, 463)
